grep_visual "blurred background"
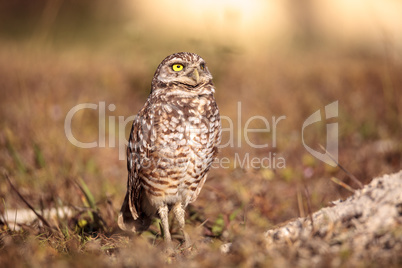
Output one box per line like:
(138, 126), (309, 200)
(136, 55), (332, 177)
(0, 0), (401, 265)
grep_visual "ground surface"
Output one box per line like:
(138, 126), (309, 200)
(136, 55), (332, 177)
(0, 45), (401, 267)
(0, 3), (401, 265)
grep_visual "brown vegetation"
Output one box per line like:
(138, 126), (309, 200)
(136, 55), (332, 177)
(0, 1), (401, 267)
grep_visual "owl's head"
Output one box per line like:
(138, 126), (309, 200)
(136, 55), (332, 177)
(151, 52), (213, 92)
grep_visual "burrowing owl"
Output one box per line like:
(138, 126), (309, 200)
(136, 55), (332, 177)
(118, 52), (221, 248)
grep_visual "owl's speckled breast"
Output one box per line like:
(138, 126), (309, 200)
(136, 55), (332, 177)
(140, 91), (220, 207)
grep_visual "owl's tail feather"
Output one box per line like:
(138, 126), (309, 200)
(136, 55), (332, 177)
(118, 192), (151, 233)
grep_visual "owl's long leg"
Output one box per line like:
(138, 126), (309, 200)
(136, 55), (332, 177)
(158, 205), (173, 252)
(173, 202), (191, 248)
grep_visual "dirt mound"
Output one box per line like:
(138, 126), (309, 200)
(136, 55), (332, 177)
(264, 171), (402, 266)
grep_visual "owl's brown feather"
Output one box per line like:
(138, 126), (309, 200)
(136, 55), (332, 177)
(118, 52), (221, 248)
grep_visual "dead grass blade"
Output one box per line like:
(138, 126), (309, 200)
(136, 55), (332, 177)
(319, 144), (363, 189)
(304, 186), (315, 233)
(331, 177), (355, 193)
(297, 187), (305, 218)
(4, 172), (52, 228)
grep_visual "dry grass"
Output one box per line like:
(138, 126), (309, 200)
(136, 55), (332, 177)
(0, 2), (401, 266)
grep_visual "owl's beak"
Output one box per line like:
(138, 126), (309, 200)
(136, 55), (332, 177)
(191, 69), (200, 84)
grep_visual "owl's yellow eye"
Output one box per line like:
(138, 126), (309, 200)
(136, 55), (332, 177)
(200, 63), (205, 70)
(172, 64), (184, 72)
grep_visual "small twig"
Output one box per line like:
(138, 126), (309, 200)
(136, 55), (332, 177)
(297, 187), (305, 218)
(197, 219), (209, 228)
(319, 144), (363, 189)
(304, 186), (314, 233)
(331, 177), (355, 193)
(4, 172), (52, 228)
